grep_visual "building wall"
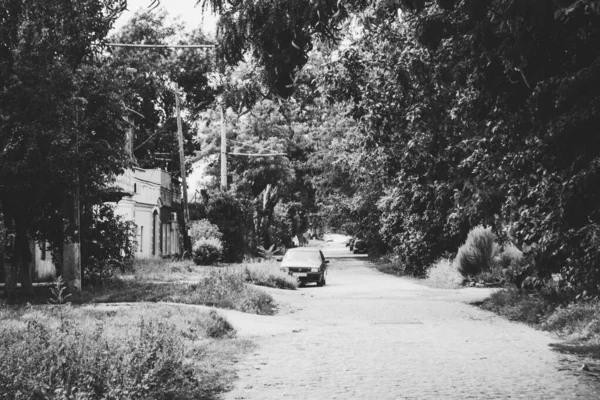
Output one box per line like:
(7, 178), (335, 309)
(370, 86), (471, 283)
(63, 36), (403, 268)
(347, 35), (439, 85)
(26, 167), (182, 282)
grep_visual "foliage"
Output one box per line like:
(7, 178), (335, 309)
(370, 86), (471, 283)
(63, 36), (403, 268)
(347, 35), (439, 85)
(189, 218), (223, 243)
(0, 0), (130, 298)
(480, 288), (564, 325)
(242, 262), (298, 290)
(48, 276), (72, 305)
(426, 258), (463, 287)
(191, 269), (276, 314)
(110, 10), (215, 176)
(83, 204), (136, 285)
(455, 226), (497, 277)
(200, 191), (251, 263)
(542, 300), (600, 339)
(193, 237), (224, 266)
(202, 0), (357, 97)
(0, 305), (240, 399)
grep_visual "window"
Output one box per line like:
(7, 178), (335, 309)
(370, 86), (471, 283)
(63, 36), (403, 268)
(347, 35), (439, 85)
(40, 242), (46, 261)
(134, 183), (137, 193)
(140, 226), (143, 252)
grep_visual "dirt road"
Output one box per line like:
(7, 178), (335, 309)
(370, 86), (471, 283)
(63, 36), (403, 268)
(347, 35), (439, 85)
(220, 242), (600, 399)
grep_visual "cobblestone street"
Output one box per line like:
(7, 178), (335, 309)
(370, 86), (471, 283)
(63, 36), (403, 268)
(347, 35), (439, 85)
(220, 244), (600, 400)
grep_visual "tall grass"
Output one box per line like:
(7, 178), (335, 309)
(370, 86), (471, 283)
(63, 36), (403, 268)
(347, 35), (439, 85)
(455, 226), (497, 277)
(242, 262), (298, 290)
(90, 269), (276, 315)
(0, 304), (245, 399)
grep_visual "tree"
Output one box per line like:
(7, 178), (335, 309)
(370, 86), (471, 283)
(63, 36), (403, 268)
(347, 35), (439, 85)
(0, 0), (129, 300)
(110, 10), (216, 176)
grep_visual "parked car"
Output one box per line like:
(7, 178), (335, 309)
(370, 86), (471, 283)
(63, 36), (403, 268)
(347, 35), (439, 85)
(353, 239), (369, 254)
(277, 247), (329, 287)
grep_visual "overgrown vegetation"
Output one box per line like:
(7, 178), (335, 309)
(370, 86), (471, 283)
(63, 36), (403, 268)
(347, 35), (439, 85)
(0, 303), (246, 399)
(455, 227), (496, 278)
(83, 204), (137, 285)
(480, 289), (600, 358)
(242, 262), (298, 290)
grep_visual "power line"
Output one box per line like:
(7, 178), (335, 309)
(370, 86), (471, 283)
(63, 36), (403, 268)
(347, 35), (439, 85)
(102, 43), (215, 49)
(229, 152), (287, 157)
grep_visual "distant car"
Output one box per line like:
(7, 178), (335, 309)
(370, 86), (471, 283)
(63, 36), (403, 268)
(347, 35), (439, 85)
(353, 239), (369, 254)
(278, 248), (329, 287)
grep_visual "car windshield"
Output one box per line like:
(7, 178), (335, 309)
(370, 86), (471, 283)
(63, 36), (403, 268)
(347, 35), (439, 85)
(284, 250), (321, 263)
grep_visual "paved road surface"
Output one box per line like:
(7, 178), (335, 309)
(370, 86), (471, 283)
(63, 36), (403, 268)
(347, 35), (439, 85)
(220, 241), (600, 399)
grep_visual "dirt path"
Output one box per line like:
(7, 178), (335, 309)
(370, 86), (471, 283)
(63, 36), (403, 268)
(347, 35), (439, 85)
(220, 242), (600, 399)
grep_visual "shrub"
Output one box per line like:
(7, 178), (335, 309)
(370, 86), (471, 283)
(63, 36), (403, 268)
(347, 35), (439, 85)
(455, 226), (496, 277)
(193, 237), (223, 266)
(427, 258), (463, 287)
(204, 191), (250, 263)
(189, 219), (223, 242)
(495, 243), (524, 270)
(83, 204), (137, 285)
(243, 262), (298, 290)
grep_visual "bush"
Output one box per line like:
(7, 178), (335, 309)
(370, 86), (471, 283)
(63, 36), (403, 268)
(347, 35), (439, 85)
(189, 219), (223, 242)
(204, 192), (250, 263)
(426, 258), (463, 287)
(83, 204), (137, 285)
(455, 226), (497, 277)
(193, 237), (223, 266)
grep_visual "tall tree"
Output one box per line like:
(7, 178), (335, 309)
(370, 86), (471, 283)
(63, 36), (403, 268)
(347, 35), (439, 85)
(110, 10), (216, 176)
(0, 0), (128, 300)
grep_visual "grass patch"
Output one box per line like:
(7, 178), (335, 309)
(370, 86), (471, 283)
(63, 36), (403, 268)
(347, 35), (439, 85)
(0, 303), (251, 399)
(480, 288), (560, 325)
(80, 269), (276, 315)
(3, 259), (289, 315)
(242, 262), (298, 290)
(480, 288), (600, 359)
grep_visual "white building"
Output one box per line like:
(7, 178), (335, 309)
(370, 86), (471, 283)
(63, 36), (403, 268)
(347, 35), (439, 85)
(109, 167), (182, 258)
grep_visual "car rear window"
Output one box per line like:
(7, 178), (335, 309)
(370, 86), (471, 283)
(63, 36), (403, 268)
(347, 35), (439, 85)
(284, 250), (322, 263)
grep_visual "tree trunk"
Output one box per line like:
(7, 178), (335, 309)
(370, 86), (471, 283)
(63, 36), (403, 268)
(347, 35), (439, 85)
(2, 220), (18, 303)
(15, 222), (34, 296)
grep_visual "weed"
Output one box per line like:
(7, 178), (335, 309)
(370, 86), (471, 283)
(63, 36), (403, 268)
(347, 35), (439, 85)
(242, 262), (298, 290)
(0, 304), (245, 399)
(426, 258), (463, 287)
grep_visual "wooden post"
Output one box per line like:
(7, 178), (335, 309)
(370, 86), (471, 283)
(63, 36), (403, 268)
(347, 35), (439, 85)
(174, 84), (191, 254)
(220, 99), (227, 191)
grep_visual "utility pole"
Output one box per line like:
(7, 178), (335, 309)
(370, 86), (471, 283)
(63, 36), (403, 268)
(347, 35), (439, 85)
(175, 84), (191, 254)
(64, 98), (86, 291)
(220, 97), (227, 191)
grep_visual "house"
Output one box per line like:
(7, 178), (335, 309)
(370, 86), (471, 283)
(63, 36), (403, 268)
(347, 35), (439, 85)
(19, 166), (182, 284)
(108, 167), (182, 258)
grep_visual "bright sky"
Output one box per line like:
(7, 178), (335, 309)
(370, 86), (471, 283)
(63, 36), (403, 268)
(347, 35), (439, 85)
(113, 0), (218, 35)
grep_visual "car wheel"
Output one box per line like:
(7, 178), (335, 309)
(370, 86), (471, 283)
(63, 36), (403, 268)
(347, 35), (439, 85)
(317, 274), (326, 287)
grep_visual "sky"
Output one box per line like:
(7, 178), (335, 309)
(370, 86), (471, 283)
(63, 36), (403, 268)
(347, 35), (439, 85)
(113, 0), (218, 35)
